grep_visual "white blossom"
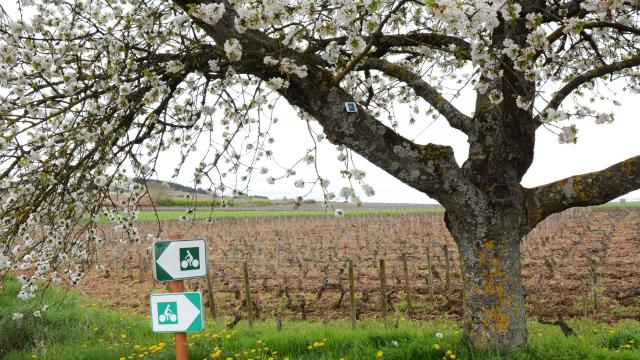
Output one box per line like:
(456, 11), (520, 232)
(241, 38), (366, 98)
(346, 36), (366, 54)
(268, 77), (288, 90)
(208, 59), (220, 72)
(595, 113), (614, 124)
(194, 3), (225, 26)
(163, 60), (184, 74)
(94, 175), (108, 187)
(362, 184), (375, 197)
(340, 187), (355, 200)
(500, 3), (522, 21)
(224, 39), (242, 62)
(0, 254), (9, 270)
(558, 126), (578, 144)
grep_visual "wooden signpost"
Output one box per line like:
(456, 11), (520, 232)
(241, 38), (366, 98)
(151, 236), (208, 360)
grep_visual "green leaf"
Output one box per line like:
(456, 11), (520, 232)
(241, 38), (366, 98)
(369, 0), (378, 12)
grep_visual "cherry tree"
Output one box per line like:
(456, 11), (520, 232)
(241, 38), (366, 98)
(1, 0), (640, 351)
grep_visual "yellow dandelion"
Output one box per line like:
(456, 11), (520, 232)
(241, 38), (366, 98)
(376, 350), (384, 357)
(432, 343), (440, 350)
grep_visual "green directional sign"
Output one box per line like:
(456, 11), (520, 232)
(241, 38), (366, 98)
(153, 239), (207, 282)
(150, 292), (203, 333)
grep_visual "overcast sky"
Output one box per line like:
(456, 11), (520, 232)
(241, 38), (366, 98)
(5, 3), (640, 204)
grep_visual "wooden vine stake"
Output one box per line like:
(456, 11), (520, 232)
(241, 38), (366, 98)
(426, 246), (434, 298)
(243, 262), (254, 327)
(205, 263), (217, 319)
(443, 244), (451, 293)
(379, 259), (388, 327)
(348, 259), (356, 330)
(402, 253), (412, 310)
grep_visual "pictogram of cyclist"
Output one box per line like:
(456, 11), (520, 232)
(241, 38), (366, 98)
(180, 249), (200, 269)
(158, 304), (178, 323)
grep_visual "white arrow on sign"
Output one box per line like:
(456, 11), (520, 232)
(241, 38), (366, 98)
(150, 292), (203, 333)
(154, 239), (207, 281)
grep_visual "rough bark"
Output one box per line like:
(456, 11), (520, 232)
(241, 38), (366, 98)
(448, 206), (528, 349)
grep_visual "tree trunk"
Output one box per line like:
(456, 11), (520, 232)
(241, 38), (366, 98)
(447, 208), (528, 351)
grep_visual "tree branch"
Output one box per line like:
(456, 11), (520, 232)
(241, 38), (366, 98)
(537, 54), (640, 122)
(363, 58), (472, 134)
(306, 32), (471, 60)
(279, 66), (472, 208)
(525, 154), (640, 225)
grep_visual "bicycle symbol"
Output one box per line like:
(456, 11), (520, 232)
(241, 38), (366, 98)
(158, 304), (177, 323)
(181, 249), (199, 269)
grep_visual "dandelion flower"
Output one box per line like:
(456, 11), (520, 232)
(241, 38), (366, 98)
(376, 351), (384, 357)
(436, 332), (444, 338)
(432, 343), (440, 350)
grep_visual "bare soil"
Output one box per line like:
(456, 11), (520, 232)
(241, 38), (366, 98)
(78, 207), (640, 324)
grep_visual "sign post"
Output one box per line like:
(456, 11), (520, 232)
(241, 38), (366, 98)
(152, 236), (208, 360)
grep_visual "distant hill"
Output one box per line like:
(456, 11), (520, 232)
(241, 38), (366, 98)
(134, 178), (209, 195)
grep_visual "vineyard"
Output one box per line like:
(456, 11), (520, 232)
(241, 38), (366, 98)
(82, 207), (640, 325)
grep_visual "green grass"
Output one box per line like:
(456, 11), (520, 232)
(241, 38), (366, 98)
(155, 197), (282, 207)
(156, 198), (230, 207)
(2, 278), (640, 360)
(592, 201), (640, 211)
(122, 207), (443, 222)
(111, 200), (640, 223)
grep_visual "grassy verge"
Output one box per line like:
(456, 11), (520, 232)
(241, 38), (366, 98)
(126, 207), (444, 222)
(2, 278), (640, 360)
